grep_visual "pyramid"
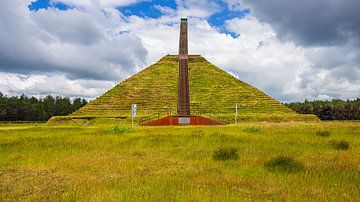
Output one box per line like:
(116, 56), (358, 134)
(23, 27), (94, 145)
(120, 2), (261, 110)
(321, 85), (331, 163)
(70, 55), (318, 123)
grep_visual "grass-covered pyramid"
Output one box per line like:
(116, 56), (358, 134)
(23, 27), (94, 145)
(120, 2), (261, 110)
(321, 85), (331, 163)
(63, 55), (318, 123)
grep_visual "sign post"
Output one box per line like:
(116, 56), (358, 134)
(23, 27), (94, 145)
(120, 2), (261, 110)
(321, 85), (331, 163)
(235, 103), (238, 125)
(132, 104), (137, 127)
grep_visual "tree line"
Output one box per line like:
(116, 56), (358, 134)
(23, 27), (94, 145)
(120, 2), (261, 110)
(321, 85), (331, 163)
(285, 98), (360, 120)
(0, 92), (87, 121)
(1, 91), (359, 121)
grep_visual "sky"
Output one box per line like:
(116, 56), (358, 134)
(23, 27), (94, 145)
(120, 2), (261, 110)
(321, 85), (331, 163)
(0, 0), (359, 102)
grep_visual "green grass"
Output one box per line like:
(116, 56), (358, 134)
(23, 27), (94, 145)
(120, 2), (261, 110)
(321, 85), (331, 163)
(264, 156), (304, 173)
(316, 130), (331, 137)
(0, 121), (359, 201)
(243, 126), (262, 133)
(329, 139), (350, 150)
(69, 55), (318, 122)
(108, 126), (134, 134)
(212, 147), (239, 161)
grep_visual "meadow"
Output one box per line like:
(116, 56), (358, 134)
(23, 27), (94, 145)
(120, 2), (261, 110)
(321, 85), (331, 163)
(0, 121), (359, 201)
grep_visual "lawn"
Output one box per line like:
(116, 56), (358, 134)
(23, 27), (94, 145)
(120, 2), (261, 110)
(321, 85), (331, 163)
(0, 121), (359, 201)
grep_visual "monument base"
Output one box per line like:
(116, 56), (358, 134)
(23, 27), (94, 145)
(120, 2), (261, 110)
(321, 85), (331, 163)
(142, 116), (224, 126)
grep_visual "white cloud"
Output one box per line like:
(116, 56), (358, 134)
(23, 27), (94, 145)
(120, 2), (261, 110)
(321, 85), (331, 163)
(226, 17), (274, 42)
(175, 0), (221, 18)
(0, 72), (114, 98)
(154, 5), (176, 15)
(315, 94), (334, 101)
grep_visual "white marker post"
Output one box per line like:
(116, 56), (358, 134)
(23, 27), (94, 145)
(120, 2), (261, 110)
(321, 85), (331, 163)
(235, 103), (238, 125)
(132, 104), (137, 127)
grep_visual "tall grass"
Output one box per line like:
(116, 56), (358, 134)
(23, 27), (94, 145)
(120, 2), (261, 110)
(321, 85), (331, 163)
(329, 139), (350, 150)
(316, 130), (331, 137)
(212, 147), (238, 160)
(0, 121), (359, 201)
(264, 156), (304, 173)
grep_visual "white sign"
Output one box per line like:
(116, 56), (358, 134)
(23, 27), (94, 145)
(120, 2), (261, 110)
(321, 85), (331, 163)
(132, 104), (137, 118)
(235, 103), (238, 115)
(235, 103), (238, 125)
(178, 117), (190, 124)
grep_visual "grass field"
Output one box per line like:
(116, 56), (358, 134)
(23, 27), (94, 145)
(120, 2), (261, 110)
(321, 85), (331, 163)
(0, 121), (359, 201)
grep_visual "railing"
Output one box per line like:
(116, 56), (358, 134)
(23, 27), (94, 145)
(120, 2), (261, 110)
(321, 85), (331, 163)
(209, 115), (231, 124)
(138, 110), (173, 125)
(138, 110), (233, 125)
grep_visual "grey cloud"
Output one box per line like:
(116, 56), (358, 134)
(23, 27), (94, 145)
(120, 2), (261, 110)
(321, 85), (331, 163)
(241, 0), (360, 47)
(226, 1), (360, 101)
(304, 43), (360, 70)
(0, 0), (148, 81)
(32, 9), (104, 45)
(329, 67), (360, 82)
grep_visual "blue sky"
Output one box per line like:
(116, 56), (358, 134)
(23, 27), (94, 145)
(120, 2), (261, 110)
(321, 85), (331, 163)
(29, 0), (71, 11)
(29, 0), (249, 38)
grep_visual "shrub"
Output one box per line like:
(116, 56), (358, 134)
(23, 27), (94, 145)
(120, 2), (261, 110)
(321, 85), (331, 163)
(329, 140), (349, 150)
(264, 156), (304, 173)
(108, 126), (133, 134)
(243, 127), (262, 133)
(316, 130), (331, 137)
(212, 147), (238, 161)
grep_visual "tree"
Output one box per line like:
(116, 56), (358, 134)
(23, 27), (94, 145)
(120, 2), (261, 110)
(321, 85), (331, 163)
(286, 98), (360, 120)
(0, 92), (88, 121)
(43, 95), (55, 119)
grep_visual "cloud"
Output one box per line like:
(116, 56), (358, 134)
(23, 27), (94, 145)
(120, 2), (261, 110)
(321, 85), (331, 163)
(224, 17), (360, 101)
(0, 0), (148, 81)
(0, 72), (114, 98)
(221, 1), (360, 101)
(0, 0), (358, 102)
(239, 0), (360, 47)
(32, 8), (104, 45)
(176, 0), (221, 18)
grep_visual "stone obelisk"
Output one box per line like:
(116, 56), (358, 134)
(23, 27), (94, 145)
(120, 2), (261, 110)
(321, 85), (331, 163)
(177, 17), (190, 116)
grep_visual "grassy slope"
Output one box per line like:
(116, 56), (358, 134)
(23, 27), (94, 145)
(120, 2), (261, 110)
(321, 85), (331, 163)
(1, 122), (359, 201)
(71, 55), (316, 122)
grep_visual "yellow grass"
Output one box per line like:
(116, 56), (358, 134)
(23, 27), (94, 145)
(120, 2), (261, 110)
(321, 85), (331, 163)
(0, 121), (359, 201)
